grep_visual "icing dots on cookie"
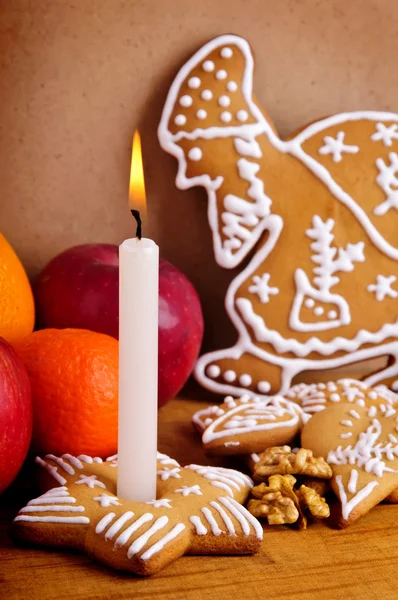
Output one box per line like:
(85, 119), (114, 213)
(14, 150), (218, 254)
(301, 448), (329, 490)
(179, 95), (192, 107)
(220, 47), (233, 59)
(202, 60), (215, 72)
(188, 77), (201, 89)
(220, 111), (232, 123)
(226, 80), (238, 92)
(196, 109), (207, 120)
(215, 69), (227, 80)
(188, 147), (203, 161)
(218, 95), (231, 107)
(201, 89), (213, 101)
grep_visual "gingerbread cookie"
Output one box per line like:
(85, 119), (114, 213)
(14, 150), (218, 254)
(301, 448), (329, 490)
(158, 34), (398, 399)
(301, 403), (398, 527)
(286, 378), (398, 417)
(12, 452), (263, 576)
(192, 394), (305, 455)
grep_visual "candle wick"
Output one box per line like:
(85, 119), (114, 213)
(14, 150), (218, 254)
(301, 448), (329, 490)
(131, 209), (142, 240)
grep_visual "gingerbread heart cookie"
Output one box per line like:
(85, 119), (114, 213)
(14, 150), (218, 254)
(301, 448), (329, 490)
(192, 394), (305, 455)
(286, 378), (397, 417)
(12, 452), (263, 576)
(159, 34), (398, 399)
(301, 403), (398, 527)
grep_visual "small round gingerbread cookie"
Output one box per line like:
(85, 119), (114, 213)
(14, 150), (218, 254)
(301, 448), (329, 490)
(192, 394), (305, 455)
(286, 379), (397, 417)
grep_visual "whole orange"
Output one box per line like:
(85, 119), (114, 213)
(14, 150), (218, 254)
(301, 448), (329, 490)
(0, 234), (35, 344)
(14, 328), (118, 457)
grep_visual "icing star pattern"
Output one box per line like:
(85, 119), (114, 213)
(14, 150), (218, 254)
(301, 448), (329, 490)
(374, 152), (398, 215)
(76, 475), (106, 489)
(157, 467), (181, 480)
(248, 273), (279, 303)
(367, 274), (398, 301)
(175, 485), (203, 496)
(318, 131), (359, 163)
(93, 494), (121, 508)
(371, 122), (398, 147)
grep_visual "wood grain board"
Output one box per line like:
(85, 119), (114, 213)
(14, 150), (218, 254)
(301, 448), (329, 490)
(1, 397), (398, 599)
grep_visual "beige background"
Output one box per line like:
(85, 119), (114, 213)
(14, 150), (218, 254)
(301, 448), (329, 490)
(1, 0), (397, 352)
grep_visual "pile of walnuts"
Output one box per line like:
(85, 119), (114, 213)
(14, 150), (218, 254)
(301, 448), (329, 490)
(247, 446), (332, 529)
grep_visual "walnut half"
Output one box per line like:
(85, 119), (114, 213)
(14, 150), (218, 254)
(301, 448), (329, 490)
(253, 446), (332, 480)
(248, 474), (330, 529)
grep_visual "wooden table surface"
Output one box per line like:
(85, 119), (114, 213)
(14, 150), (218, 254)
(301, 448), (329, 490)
(1, 396), (398, 600)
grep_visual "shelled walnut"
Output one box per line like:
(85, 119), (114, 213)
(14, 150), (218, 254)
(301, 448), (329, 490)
(247, 473), (330, 529)
(253, 446), (332, 480)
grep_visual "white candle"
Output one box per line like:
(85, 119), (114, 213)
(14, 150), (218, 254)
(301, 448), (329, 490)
(117, 236), (159, 502)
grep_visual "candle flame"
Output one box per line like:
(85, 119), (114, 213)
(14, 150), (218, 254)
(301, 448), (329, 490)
(129, 130), (147, 220)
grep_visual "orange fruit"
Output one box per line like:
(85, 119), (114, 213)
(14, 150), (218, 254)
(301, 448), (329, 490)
(0, 234), (35, 344)
(14, 328), (118, 457)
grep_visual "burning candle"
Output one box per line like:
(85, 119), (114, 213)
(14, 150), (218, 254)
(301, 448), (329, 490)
(117, 131), (159, 502)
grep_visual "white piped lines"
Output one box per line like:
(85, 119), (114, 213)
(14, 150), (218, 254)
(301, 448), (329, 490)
(189, 496), (261, 539)
(95, 510), (186, 562)
(14, 488), (90, 525)
(186, 464), (253, 497)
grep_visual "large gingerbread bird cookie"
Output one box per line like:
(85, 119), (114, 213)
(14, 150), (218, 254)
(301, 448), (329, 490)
(158, 34), (398, 398)
(12, 452), (262, 576)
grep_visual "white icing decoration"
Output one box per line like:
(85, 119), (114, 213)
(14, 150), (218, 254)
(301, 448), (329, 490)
(236, 110), (249, 122)
(157, 34), (398, 399)
(179, 95), (192, 107)
(219, 496), (263, 539)
(61, 454), (84, 469)
(224, 441), (240, 447)
(201, 89), (213, 101)
(226, 80), (238, 92)
(140, 523), (186, 561)
(218, 95), (230, 107)
(196, 109), (207, 120)
(367, 274), (397, 301)
(371, 123), (398, 147)
(335, 475), (379, 521)
(328, 310), (338, 319)
(318, 131), (359, 162)
(389, 433), (398, 443)
(113, 513), (153, 547)
(146, 498), (172, 509)
(328, 418), (398, 477)
(188, 76), (201, 89)
(305, 298), (315, 308)
(239, 374), (252, 387)
(201, 397), (302, 443)
(208, 365), (221, 378)
(341, 420), (353, 427)
(105, 511), (134, 540)
(174, 485), (203, 496)
(234, 138), (262, 158)
(210, 500), (236, 535)
(201, 507), (222, 535)
(76, 475), (106, 489)
(202, 60), (214, 72)
(188, 147), (203, 161)
(93, 494), (121, 508)
(44, 454), (75, 475)
(174, 114), (186, 126)
(216, 69), (227, 80)
(257, 381), (271, 393)
(340, 432), (352, 439)
(220, 111), (232, 123)
(189, 515), (207, 535)
(368, 405), (377, 418)
(20, 505), (84, 513)
(14, 515), (90, 524)
(223, 370), (236, 382)
(248, 273), (279, 303)
(251, 453), (260, 463)
(347, 469), (358, 494)
(374, 152), (398, 215)
(127, 516), (169, 558)
(314, 307), (324, 316)
(157, 467), (181, 480)
(221, 47), (233, 59)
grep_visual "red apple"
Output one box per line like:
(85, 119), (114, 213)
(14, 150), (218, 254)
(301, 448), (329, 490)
(34, 244), (204, 406)
(0, 336), (32, 494)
